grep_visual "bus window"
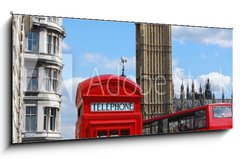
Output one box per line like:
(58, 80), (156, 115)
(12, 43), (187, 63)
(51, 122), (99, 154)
(162, 119), (168, 133)
(213, 106), (232, 118)
(151, 121), (159, 134)
(194, 110), (206, 128)
(180, 116), (194, 131)
(169, 120), (179, 133)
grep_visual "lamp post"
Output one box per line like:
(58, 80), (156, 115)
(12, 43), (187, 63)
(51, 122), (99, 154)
(121, 56), (127, 77)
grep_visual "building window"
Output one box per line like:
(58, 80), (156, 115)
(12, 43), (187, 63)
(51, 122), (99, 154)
(47, 35), (52, 54)
(27, 32), (39, 52)
(47, 17), (59, 24)
(25, 106), (37, 132)
(52, 69), (58, 92)
(53, 36), (58, 54)
(52, 17), (58, 23)
(47, 33), (59, 55)
(44, 68), (59, 93)
(57, 38), (59, 53)
(26, 68), (38, 91)
(44, 68), (51, 91)
(43, 107), (57, 131)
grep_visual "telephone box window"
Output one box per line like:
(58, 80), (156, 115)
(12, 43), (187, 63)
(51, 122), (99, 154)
(120, 129), (130, 136)
(110, 130), (119, 137)
(97, 131), (107, 138)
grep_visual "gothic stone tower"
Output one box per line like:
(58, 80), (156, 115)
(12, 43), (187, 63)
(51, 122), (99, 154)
(136, 23), (173, 120)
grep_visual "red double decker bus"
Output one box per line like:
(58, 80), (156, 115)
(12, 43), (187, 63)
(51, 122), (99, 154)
(143, 103), (232, 135)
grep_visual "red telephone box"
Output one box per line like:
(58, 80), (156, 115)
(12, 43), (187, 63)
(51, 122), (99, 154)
(75, 74), (143, 139)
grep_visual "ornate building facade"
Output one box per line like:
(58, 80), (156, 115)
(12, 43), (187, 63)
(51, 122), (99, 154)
(136, 23), (173, 120)
(173, 79), (232, 112)
(12, 15), (32, 143)
(22, 16), (65, 142)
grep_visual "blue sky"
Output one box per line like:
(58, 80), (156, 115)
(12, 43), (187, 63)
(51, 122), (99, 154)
(60, 19), (232, 140)
(62, 19), (136, 79)
(172, 25), (232, 98)
(173, 40), (232, 77)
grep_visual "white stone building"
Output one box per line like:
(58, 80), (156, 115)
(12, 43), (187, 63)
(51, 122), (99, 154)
(12, 15), (32, 143)
(22, 16), (65, 142)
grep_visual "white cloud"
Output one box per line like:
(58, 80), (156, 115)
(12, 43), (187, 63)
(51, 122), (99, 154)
(172, 58), (179, 68)
(61, 77), (86, 140)
(123, 75), (136, 83)
(196, 72), (231, 95)
(83, 53), (136, 70)
(173, 66), (231, 98)
(62, 41), (70, 51)
(125, 56), (136, 69)
(173, 67), (189, 97)
(61, 124), (76, 140)
(84, 53), (106, 63)
(172, 26), (232, 48)
(200, 53), (207, 59)
(62, 77), (86, 104)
